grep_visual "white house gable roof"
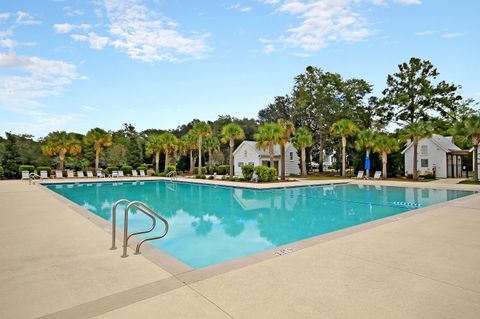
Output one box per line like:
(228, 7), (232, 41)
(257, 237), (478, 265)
(402, 134), (461, 154)
(233, 141), (297, 157)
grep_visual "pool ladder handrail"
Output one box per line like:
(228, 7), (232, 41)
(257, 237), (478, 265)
(166, 170), (177, 181)
(111, 199), (169, 258)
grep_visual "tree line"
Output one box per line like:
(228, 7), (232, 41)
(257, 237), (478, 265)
(1, 57), (479, 181)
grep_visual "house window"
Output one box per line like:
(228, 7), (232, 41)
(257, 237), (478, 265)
(244, 150), (247, 157)
(248, 162), (254, 166)
(421, 159), (429, 168)
(421, 145), (428, 155)
(238, 162), (244, 167)
(289, 152), (294, 161)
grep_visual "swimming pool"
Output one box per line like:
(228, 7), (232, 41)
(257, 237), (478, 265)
(45, 181), (474, 268)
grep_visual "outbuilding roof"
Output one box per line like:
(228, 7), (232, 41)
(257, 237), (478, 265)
(402, 134), (462, 154)
(233, 141), (296, 157)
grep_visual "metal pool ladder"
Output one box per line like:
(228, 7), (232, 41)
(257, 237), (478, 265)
(166, 170), (177, 181)
(111, 199), (169, 258)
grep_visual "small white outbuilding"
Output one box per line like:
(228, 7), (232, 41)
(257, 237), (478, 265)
(402, 134), (467, 178)
(232, 141), (301, 177)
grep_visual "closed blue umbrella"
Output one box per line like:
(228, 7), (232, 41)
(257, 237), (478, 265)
(365, 154), (370, 176)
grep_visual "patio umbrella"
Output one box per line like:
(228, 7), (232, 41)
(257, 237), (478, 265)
(365, 154), (370, 176)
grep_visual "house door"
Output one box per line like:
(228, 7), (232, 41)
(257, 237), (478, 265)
(447, 154), (462, 178)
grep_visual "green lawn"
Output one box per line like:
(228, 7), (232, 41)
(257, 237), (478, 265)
(303, 176), (435, 182)
(458, 180), (480, 185)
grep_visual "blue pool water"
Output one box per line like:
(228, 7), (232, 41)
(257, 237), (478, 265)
(45, 181), (474, 268)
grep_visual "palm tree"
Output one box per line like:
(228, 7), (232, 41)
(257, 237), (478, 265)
(221, 123), (245, 177)
(292, 127), (313, 176)
(400, 121), (432, 181)
(83, 128), (112, 171)
(355, 130), (376, 177)
(373, 134), (398, 179)
(255, 122), (283, 169)
(192, 122), (212, 173)
(42, 131), (81, 170)
(330, 119), (358, 177)
(159, 132), (178, 172)
(277, 119), (295, 181)
(145, 134), (163, 173)
(203, 136), (220, 167)
(455, 115), (480, 181)
(181, 131), (198, 174)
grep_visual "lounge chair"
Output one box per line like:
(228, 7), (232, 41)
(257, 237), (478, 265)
(355, 170), (364, 179)
(132, 170), (138, 177)
(86, 171), (94, 178)
(67, 170), (74, 178)
(77, 171), (85, 178)
(373, 171), (382, 179)
(139, 170), (146, 177)
(96, 170), (105, 178)
(111, 170), (119, 178)
(40, 170), (48, 179)
(21, 171), (30, 180)
(118, 170), (125, 177)
(55, 170), (64, 178)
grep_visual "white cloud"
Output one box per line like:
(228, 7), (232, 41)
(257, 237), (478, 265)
(0, 53), (82, 111)
(443, 32), (462, 39)
(53, 23), (91, 33)
(6, 112), (81, 137)
(63, 6), (84, 17)
(395, 0), (421, 4)
(15, 11), (41, 25)
(267, 0), (372, 51)
(71, 32), (109, 49)
(371, 0), (386, 5)
(0, 38), (18, 49)
(416, 30), (434, 36)
(0, 12), (11, 21)
(100, 0), (210, 62)
(82, 105), (98, 112)
(230, 4), (252, 12)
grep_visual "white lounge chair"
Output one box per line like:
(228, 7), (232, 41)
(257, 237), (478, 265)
(40, 170), (48, 179)
(118, 170), (124, 177)
(86, 171), (94, 178)
(373, 171), (382, 179)
(139, 170), (146, 177)
(132, 170), (138, 177)
(77, 171), (85, 178)
(96, 170), (105, 178)
(67, 170), (74, 178)
(355, 170), (364, 179)
(55, 170), (64, 178)
(21, 171), (30, 180)
(111, 171), (119, 178)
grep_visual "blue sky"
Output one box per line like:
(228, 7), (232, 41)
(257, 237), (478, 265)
(0, 0), (479, 138)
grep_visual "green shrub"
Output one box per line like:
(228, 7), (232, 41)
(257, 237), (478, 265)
(254, 166), (277, 182)
(36, 166), (52, 176)
(165, 165), (176, 173)
(0, 166), (4, 178)
(146, 169), (155, 176)
(241, 165), (255, 181)
(18, 165), (35, 173)
(104, 166), (119, 174)
(215, 165), (230, 175)
(137, 165), (148, 171)
(157, 172), (167, 177)
(193, 167), (207, 175)
(120, 165), (133, 175)
(208, 175), (214, 180)
(195, 174), (206, 179)
(206, 166), (215, 174)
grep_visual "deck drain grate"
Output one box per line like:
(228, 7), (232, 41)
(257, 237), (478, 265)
(274, 248), (295, 256)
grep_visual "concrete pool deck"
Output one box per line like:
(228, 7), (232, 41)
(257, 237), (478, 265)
(1, 178), (479, 318)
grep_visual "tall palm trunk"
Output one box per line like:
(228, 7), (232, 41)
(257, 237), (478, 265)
(280, 144), (286, 181)
(382, 151), (387, 179)
(164, 150), (169, 172)
(473, 144), (479, 182)
(155, 151), (160, 173)
(208, 149), (213, 167)
(189, 149), (194, 174)
(95, 149), (100, 171)
(269, 142), (274, 168)
(198, 137), (203, 173)
(341, 136), (346, 177)
(173, 149), (177, 166)
(301, 147), (307, 176)
(59, 149), (66, 171)
(229, 139), (234, 177)
(413, 138), (418, 180)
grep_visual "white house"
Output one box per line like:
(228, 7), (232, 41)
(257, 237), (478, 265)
(402, 134), (467, 178)
(232, 141), (301, 177)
